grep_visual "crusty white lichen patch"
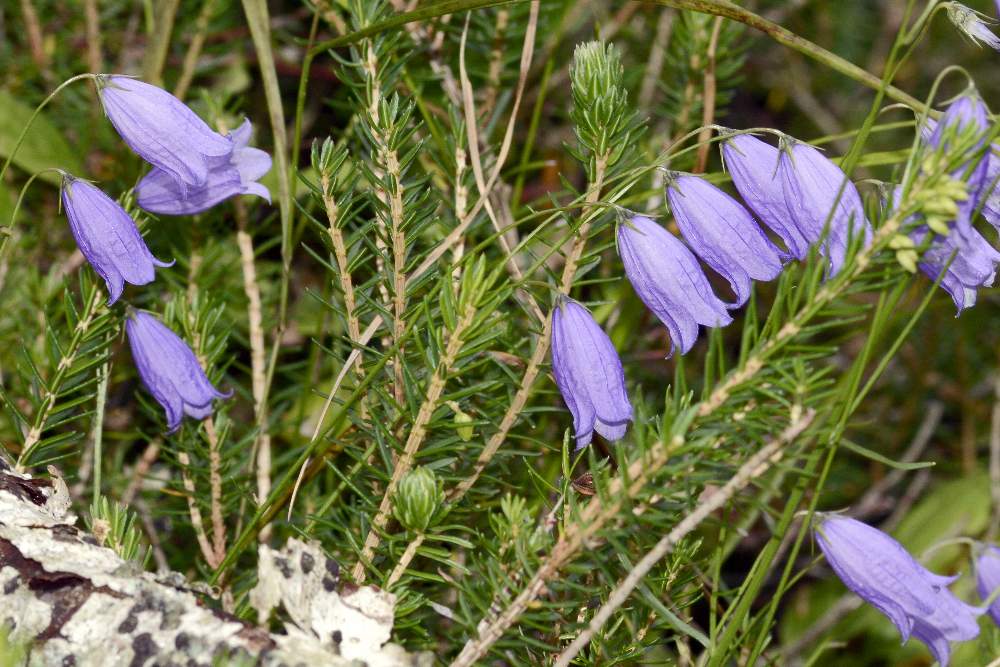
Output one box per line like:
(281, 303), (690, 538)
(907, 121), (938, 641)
(0, 462), (429, 667)
(250, 538), (423, 667)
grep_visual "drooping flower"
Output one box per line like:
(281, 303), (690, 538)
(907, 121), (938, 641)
(815, 515), (983, 667)
(722, 133), (810, 259)
(665, 172), (784, 306)
(778, 138), (873, 275)
(60, 174), (171, 305)
(927, 90), (992, 238)
(550, 298), (632, 449)
(911, 224), (1000, 313)
(979, 149), (1000, 231)
(947, 4), (1000, 51)
(136, 119), (272, 215)
(617, 214), (731, 355)
(96, 75), (233, 188)
(126, 310), (230, 432)
(976, 544), (1000, 626)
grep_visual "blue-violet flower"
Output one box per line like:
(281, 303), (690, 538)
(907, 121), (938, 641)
(96, 75), (233, 188)
(617, 214), (731, 355)
(136, 119), (272, 215)
(976, 544), (1000, 627)
(550, 298), (632, 449)
(778, 138), (873, 276)
(126, 310), (230, 432)
(665, 172), (784, 306)
(722, 133), (810, 259)
(61, 174), (171, 305)
(815, 514), (982, 667)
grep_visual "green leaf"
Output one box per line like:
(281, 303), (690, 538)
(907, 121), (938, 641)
(0, 90), (83, 185)
(839, 438), (936, 471)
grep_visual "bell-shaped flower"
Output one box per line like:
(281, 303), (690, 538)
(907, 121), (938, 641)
(126, 310), (230, 432)
(722, 133), (810, 259)
(912, 225), (1000, 313)
(778, 138), (873, 276)
(96, 75), (233, 188)
(60, 174), (171, 305)
(550, 298), (632, 449)
(136, 119), (272, 215)
(815, 515), (983, 667)
(665, 172), (784, 306)
(617, 214), (732, 355)
(979, 150), (1000, 231)
(927, 90), (992, 238)
(976, 544), (1000, 626)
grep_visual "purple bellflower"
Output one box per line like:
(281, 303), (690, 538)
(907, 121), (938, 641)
(136, 119), (272, 215)
(976, 545), (1000, 627)
(665, 172), (784, 306)
(550, 298), (632, 449)
(815, 515), (983, 667)
(96, 75), (233, 188)
(722, 133), (810, 259)
(126, 310), (230, 432)
(912, 224), (1000, 313)
(980, 150), (1000, 231)
(617, 214), (732, 355)
(778, 138), (873, 276)
(61, 174), (171, 305)
(928, 90), (992, 238)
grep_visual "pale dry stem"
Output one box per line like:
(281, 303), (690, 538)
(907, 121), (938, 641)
(235, 205), (272, 542)
(352, 307), (478, 582)
(552, 411), (815, 667)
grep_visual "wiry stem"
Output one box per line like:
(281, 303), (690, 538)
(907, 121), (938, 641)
(204, 417), (227, 566)
(177, 451), (218, 568)
(235, 204), (271, 542)
(17, 286), (105, 469)
(552, 410), (815, 667)
(353, 305), (478, 582)
(451, 204), (912, 665)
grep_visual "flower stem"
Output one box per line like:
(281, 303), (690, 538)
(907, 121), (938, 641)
(0, 74), (96, 184)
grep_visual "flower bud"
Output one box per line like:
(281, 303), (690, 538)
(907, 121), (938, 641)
(393, 467), (444, 533)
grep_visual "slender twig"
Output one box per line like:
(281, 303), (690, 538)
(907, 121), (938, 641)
(83, 0), (103, 75)
(694, 17), (723, 173)
(458, 12), (544, 323)
(173, 0), (217, 100)
(177, 451), (218, 567)
(352, 306), (478, 582)
(235, 202), (272, 542)
(552, 411), (814, 667)
(17, 287), (104, 469)
(638, 9), (674, 112)
(19, 0), (49, 75)
(203, 417), (227, 566)
(141, 0), (180, 85)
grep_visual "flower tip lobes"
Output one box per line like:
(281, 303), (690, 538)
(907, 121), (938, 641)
(125, 311), (230, 432)
(778, 138), (873, 276)
(60, 175), (170, 305)
(617, 215), (732, 355)
(815, 515), (983, 667)
(550, 299), (632, 450)
(976, 545), (1000, 627)
(722, 133), (809, 260)
(136, 118), (273, 216)
(96, 75), (233, 188)
(665, 172), (784, 306)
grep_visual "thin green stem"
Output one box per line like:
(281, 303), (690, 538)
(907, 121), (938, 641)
(0, 74), (96, 183)
(648, 0), (927, 114)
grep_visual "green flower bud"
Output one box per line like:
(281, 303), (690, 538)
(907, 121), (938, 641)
(393, 467), (444, 533)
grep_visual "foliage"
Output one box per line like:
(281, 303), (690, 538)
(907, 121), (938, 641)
(2, 0), (1000, 665)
